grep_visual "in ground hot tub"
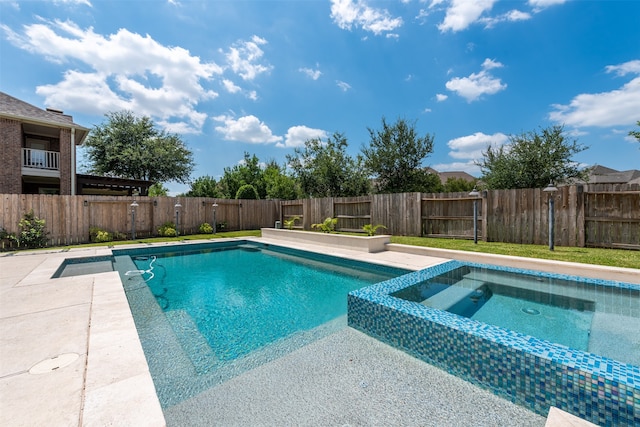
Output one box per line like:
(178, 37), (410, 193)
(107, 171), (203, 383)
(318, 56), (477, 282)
(348, 260), (640, 426)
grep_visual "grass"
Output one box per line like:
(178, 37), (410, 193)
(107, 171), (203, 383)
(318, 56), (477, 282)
(8, 229), (638, 270)
(390, 236), (640, 269)
(43, 230), (262, 251)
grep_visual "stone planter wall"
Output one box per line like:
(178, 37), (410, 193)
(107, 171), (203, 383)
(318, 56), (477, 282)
(261, 228), (390, 253)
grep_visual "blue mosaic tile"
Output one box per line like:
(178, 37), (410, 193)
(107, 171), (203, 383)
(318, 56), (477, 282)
(348, 260), (640, 426)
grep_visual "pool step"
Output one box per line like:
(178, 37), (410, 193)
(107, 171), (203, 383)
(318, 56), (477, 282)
(421, 278), (485, 310)
(165, 309), (218, 374)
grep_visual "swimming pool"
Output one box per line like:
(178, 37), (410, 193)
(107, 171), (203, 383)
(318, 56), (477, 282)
(348, 260), (640, 426)
(113, 241), (408, 407)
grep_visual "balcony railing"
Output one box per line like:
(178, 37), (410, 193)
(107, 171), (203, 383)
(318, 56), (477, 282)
(22, 148), (60, 170)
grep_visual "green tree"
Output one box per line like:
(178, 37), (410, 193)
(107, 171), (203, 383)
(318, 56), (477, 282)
(84, 111), (194, 183)
(443, 177), (477, 193)
(236, 184), (259, 199)
(629, 120), (640, 147)
(477, 125), (587, 189)
(263, 160), (301, 200)
(219, 152), (266, 199)
(148, 182), (169, 196)
(362, 117), (437, 193)
(286, 132), (370, 197)
(185, 175), (223, 198)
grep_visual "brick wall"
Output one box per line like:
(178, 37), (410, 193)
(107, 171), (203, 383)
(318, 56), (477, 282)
(0, 118), (23, 194)
(59, 128), (71, 195)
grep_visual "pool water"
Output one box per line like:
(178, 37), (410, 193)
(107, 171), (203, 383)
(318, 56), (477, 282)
(391, 265), (638, 365)
(118, 242), (407, 407)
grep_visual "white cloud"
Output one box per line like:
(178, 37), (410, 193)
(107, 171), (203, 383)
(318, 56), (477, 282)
(435, 93), (448, 102)
(528, 0), (567, 12)
(277, 126), (328, 148)
(222, 79), (241, 94)
(445, 58), (506, 102)
(213, 114), (282, 144)
(3, 19), (222, 134)
(54, 0), (92, 6)
(330, 0), (403, 36)
(605, 60), (640, 76)
(224, 35), (273, 81)
(438, 0), (497, 32)
(481, 9), (531, 28)
(446, 131), (509, 159)
(299, 66), (322, 80)
(549, 60), (640, 128)
(336, 80), (352, 91)
(435, 0), (562, 32)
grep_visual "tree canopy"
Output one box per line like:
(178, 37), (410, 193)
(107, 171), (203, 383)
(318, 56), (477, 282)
(286, 132), (370, 197)
(83, 111), (194, 183)
(185, 175), (223, 198)
(361, 117), (437, 193)
(477, 125), (588, 189)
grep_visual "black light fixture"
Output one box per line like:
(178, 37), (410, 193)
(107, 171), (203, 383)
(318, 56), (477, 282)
(212, 203), (218, 234)
(543, 182), (558, 251)
(468, 188), (480, 244)
(174, 200), (182, 235)
(130, 198), (139, 240)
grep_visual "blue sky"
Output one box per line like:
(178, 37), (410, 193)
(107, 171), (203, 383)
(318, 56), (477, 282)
(2, 0), (639, 195)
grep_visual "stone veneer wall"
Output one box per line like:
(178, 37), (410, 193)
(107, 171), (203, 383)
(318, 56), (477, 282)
(0, 118), (23, 194)
(347, 261), (640, 427)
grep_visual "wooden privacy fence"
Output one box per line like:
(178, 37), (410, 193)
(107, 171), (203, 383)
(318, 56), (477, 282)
(0, 194), (280, 247)
(1, 183), (638, 249)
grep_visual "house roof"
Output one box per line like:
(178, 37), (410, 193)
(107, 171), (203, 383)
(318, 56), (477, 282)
(425, 167), (477, 184)
(587, 169), (640, 184)
(0, 91), (89, 144)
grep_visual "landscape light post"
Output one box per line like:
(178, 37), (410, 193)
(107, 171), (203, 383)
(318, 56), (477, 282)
(469, 188), (480, 244)
(212, 203), (218, 234)
(130, 195), (139, 240)
(174, 200), (182, 235)
(543, 182), (558, 251)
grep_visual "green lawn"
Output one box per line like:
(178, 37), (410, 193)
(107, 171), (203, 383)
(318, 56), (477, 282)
(49, 230), (262, 250)
(390, 236), (640, 269)
(16, 229), (639, 270)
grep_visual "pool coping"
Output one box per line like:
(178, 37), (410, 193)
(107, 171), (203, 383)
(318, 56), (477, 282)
(1, 237), (637, 426)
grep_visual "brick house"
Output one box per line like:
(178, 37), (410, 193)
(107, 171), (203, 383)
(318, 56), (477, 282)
(1, 92), (153, 195)
(0, 91), (89, 195)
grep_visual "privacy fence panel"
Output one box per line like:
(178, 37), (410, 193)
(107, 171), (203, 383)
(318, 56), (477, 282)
(421, 192), (482, 240)
(371, 192), (421, 236)
(333, 196), (371, 232)
(583, 184), (640, 250)
(280, 200), (304, 229)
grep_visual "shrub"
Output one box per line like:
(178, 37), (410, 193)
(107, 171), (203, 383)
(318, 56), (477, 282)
(90, 227), (114, 243)
(235, 184), (259, 200)
(283, 216), (300, 230)
(362, 224), (387, 236)
(158, 221), (178, 237)
(113, 231), (127, 241)
(17, 210), (48, 248)
(312, 217), (338, 233)
(199, 222), (213, 234)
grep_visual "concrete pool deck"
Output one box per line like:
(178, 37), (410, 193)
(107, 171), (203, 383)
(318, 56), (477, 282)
(1, 237), (637, 426)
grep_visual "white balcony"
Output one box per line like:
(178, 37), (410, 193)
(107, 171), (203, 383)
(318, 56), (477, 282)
(22, 148), (60, 178)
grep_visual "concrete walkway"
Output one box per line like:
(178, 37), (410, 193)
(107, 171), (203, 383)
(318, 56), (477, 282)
(0, 247), (164, 427)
